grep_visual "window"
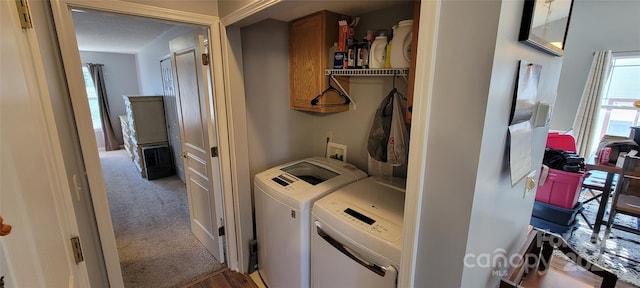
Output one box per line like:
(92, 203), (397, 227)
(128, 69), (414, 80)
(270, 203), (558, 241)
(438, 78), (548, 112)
(593, 55), (640, 145)
(82, 66), (103, 130)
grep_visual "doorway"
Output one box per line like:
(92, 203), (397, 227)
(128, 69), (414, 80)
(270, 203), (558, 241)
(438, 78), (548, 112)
(58, 6), (224, 287)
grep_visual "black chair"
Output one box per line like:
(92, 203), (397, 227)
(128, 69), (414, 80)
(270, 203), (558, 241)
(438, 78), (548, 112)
(602, 155), (640, 245)
(580, 170), (617, 229)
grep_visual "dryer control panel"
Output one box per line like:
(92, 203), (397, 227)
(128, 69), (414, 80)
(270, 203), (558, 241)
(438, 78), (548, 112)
(326, 200), (401, 243)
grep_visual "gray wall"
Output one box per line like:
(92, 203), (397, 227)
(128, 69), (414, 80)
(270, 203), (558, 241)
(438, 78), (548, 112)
(460, 0), (564, 286)
(240, 2), (564, 286)
(137, 25), (199, 95)
(309, 78), (409, 176)
(550, 0), (640, 131)
(413, 1), (499, 285)
(241, 19), (315, 183)
(80, 51), (141, 144)
(311, 3), (413, 176)
(241, 4), (414, 181)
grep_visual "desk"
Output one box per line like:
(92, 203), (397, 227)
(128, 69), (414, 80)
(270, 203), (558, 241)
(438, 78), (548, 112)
(584, 161), (621, 242)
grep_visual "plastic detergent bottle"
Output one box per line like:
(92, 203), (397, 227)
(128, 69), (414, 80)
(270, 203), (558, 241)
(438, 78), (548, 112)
(385, 25), (397, 68)
(369, 35), (388, 69)
(384, 40), (392, 68)
(328, 42), (337, 68)
(390, 20), (413, 68)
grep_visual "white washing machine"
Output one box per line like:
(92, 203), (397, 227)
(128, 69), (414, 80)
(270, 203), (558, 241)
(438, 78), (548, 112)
(254, 157), (367, 288)
(311, 177), (406, 288)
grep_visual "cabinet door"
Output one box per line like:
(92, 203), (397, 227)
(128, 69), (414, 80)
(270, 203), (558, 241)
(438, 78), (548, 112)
(289, 11), (348, 113)
(405, 0), (421, 124)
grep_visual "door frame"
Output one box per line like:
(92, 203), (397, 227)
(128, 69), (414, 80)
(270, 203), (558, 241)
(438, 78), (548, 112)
(1, 0), (91, 285)
(50, 0), (243, 284)
(218, 1), (440, 287)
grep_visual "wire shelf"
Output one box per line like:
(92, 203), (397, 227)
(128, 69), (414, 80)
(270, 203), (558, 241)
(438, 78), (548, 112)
(325, 68), (409, 77)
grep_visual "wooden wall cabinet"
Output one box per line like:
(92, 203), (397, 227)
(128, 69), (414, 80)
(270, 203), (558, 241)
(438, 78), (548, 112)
(289, 10), (350, 113)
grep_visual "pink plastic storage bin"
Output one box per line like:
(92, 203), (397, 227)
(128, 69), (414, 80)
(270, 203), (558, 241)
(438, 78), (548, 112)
(546, 133), (577, 152)
(536, 168), (586, 209)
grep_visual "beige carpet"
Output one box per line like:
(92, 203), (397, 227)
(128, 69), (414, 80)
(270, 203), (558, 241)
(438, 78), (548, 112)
(100, 149), (224, 288)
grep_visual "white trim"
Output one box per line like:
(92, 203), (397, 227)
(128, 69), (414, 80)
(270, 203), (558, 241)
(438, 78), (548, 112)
(3, 0), (90, 285)
(220, 0), (282, 26)
(50, 0), (242, 284)
(217, 25), (255, 273)
(399, 1), (441, 287)
(209, 24), (241, 271)
(65, 0), (217, 25)
(601, 105), (638, 111)
(205, 21), (239, 267)
(50, 2), (125, 286)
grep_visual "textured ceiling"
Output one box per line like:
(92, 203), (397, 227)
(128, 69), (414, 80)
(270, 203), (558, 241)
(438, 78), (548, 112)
(72, 10), (182, 54)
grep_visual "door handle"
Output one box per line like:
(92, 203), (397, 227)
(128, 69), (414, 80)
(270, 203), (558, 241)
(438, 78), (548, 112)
(315, 221), (386, 276)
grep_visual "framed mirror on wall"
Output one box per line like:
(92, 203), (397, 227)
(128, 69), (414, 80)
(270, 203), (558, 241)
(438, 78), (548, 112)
(519, 0), (575, 57)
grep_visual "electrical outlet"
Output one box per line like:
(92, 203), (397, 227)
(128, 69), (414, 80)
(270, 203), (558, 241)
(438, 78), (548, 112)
(327, 142), (347, 162)
(326, 131), (333, 143)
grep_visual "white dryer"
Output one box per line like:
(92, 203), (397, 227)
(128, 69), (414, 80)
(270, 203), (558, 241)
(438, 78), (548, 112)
(311, 177), (406, 288)
(254, 157), (367, 288)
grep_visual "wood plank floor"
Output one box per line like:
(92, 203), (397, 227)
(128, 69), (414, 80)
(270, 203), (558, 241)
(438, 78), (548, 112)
(183, 258), (638, 288)
(181, 268), (258, 288)
(525, 254), (639, 288)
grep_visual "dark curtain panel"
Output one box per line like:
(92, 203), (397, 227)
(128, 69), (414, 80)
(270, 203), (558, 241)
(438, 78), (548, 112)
(87, 63), (119, 151)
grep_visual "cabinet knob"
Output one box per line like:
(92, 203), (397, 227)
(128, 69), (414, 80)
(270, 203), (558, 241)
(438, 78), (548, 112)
(180, 152), (187, 159)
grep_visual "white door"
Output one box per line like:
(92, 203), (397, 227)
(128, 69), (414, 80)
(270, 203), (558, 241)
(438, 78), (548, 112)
(0, 1), (89, 286)
(161, 57), (186, 182)
(170, 31), (224, 261)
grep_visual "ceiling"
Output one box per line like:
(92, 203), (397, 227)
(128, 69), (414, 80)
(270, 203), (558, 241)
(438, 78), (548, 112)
(72, 10), (185, 54)
(72, 1), (414, 53)
(229, 0), (414, 27)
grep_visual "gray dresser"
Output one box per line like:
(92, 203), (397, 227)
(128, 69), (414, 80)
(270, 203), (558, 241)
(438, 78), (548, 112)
(120, 95), (168, 178)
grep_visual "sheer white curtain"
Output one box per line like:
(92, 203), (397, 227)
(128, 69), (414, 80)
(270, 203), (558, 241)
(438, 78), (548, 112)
(572, 50), (613, 157)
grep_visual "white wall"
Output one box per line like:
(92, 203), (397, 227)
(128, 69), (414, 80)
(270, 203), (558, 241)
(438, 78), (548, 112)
(137, 25), (199, 95)
(80, 51), (141, 144)
(218, 0), (254, 18)
(550, 0), (640, 131)
(412, 0), (565, 286)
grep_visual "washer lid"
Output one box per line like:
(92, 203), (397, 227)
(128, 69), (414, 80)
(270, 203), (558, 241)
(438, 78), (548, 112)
(255, 157), (367, 211)
(281, 161), (339, 185)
